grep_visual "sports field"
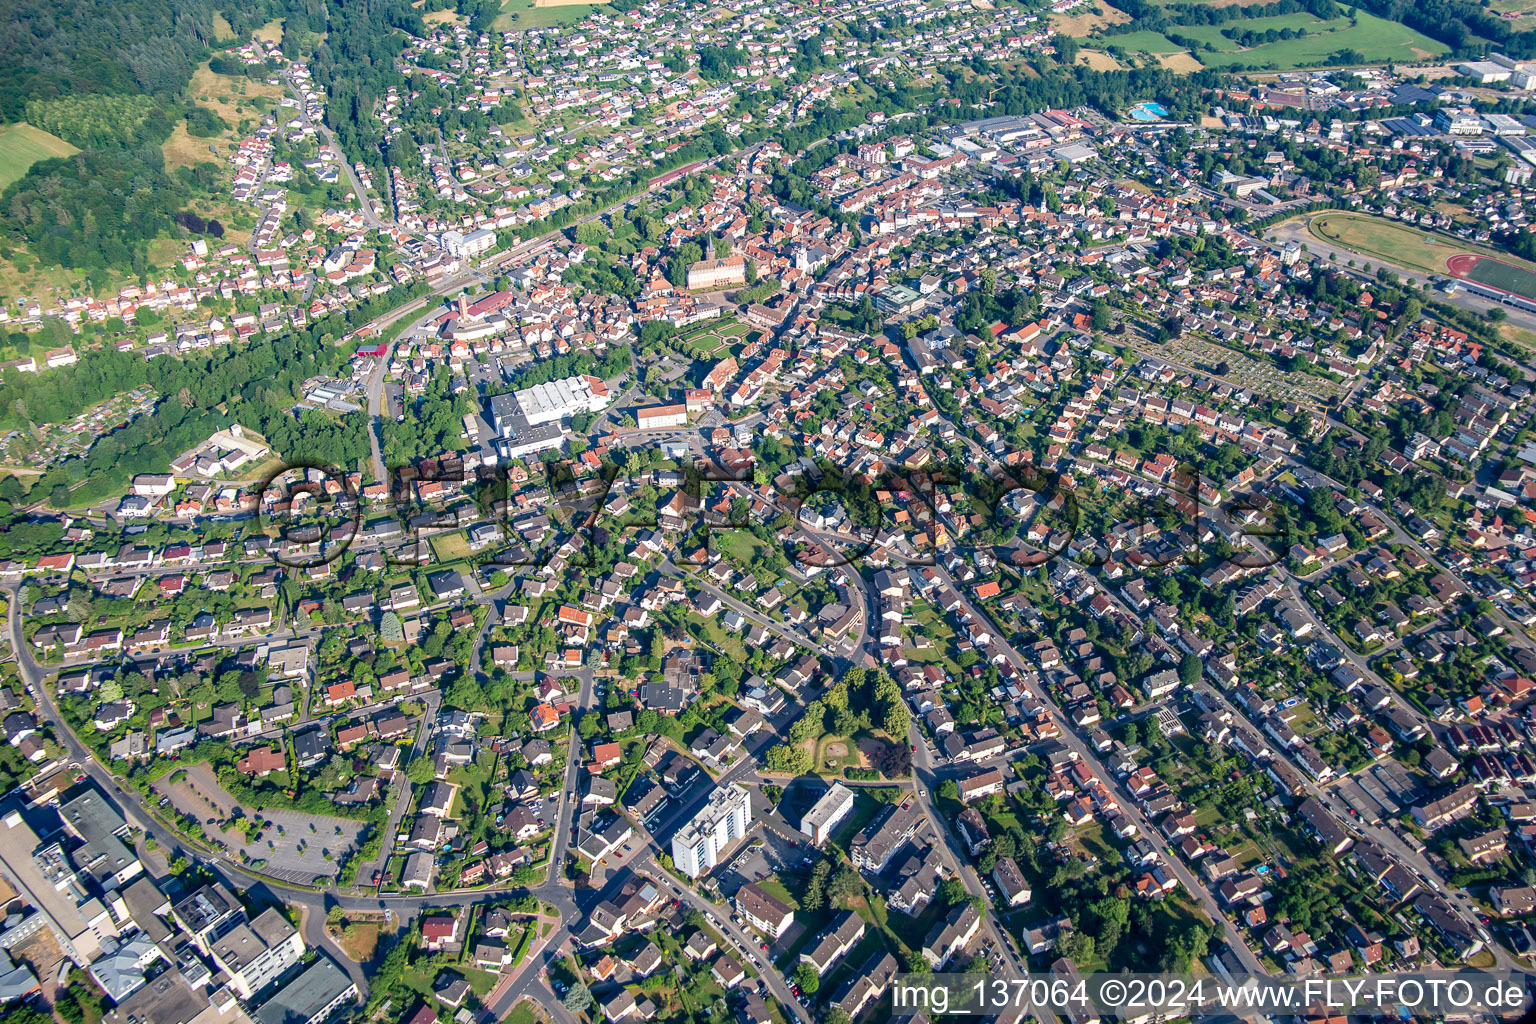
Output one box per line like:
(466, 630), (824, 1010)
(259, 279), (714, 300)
(1449, 254), (1536, 302)
(1307, 213), (1478, 277)
(0, 123), (78, 191)
(1303, 212), (1536, 293)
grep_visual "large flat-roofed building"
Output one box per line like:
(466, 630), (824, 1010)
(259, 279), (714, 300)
(0, 802), (121, 966)
(210, 907), (305, 1000)
(440, 228), (497, 258)
(800, 783), (856, 847)
(671, 783), (751, 878)
(1456, 59), (1514, 84)
(253, 957), (357, 1024)
(172, 883), (247, 954)
(489, 374), (611, 457)
(511, 375), (611, 427)
(1437, 107), (1484, 135)
(106, 969), (254, 1024)
(59, 788), (141, 891)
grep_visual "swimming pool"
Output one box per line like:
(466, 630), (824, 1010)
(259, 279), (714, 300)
(1128, 101), (1170, 121)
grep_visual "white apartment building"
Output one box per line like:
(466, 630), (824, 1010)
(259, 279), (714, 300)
(671, 783), (751, 878)
(209, 907), (305, 1000)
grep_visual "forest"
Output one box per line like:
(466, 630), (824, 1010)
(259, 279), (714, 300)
(0, 0), (218, 118)
(0, 0), (240, 275)
(1098, 0), (1341, 34)
(0, 0), (424, 275)
(2, 146), (190, 274)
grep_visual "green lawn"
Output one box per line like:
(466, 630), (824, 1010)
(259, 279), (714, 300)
(1087, 10), (1446, 69)
(1192, 11), (1446, 67)
(0, 123), (78, 190)
(429, 531), (473, 562)
(815, 733), (863, 774)
(495, 0), (610, 30)
(756, 875), (799, 908)
(506, 1000), (539, 1024)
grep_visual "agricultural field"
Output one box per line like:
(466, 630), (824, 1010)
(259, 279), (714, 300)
(495, 0), (610, 30)
(1082, 10), (1446, 70)
(1077, 50), (1126, 70)
(0, 123), (78, 191)
(1159, 51), (1206, 71)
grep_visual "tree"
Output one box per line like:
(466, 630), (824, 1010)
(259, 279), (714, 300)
(827, 864), (863, 907)
(405, 757), (435, 784)
(1179, 651), (1201, 687)
(1088, 897), (1130, 957)
(380, 612), (403, 642)
(564, 983), (593, 1013)
(939, 878), (969, 906)
(801, 859), (832, 911)
(764, 744), (812, 775)
(1057, 930), (1096, 963)
(1090, 298), (1112, 332)
(793, 962), (820, 995)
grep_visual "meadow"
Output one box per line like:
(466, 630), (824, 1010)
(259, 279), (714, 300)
(0, 123), (78, 191)
(495, 0), (611, 30)
(1081, 9), (1446, 70)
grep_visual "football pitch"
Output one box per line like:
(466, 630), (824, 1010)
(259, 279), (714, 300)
(1462, 255), (1536, 302)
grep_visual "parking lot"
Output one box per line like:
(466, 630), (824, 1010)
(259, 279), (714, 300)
(156, 763), (366, 883)
(717, 821), (806, 896)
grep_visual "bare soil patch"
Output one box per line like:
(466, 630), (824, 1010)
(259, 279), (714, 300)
(1051, 3), (1130, 35)
(1077, 50), (1124, 70)
(1159, 51), (1206, 71)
